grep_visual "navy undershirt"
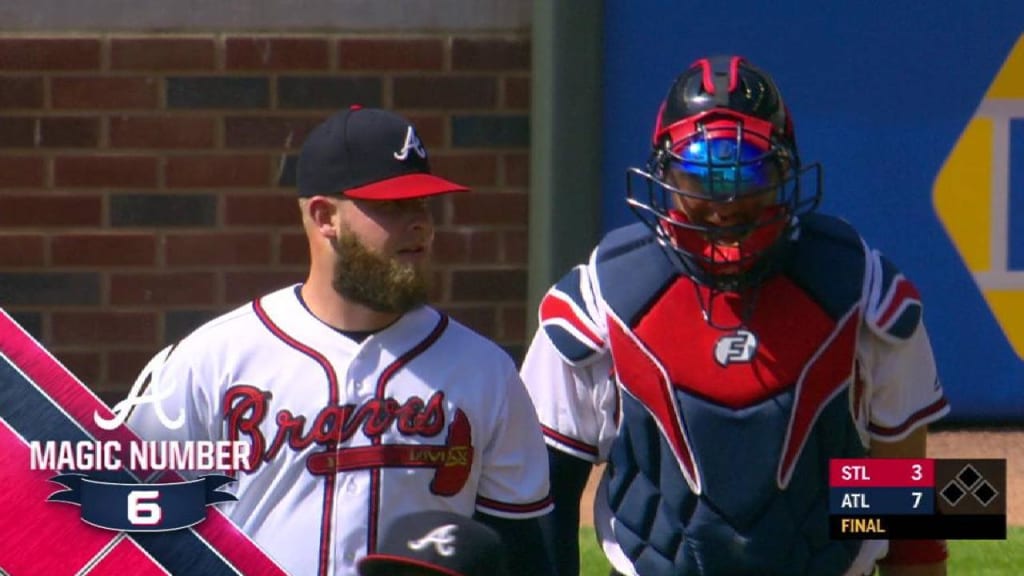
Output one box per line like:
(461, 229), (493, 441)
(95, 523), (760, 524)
(293, 285), (384, 344)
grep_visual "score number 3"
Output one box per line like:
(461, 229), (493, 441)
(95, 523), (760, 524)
(911, 463), (924, 509)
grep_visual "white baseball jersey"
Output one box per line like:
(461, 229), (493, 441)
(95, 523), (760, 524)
(127, 285), (553, 576)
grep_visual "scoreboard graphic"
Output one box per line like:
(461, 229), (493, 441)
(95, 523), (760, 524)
(829, 459), (1007, 540)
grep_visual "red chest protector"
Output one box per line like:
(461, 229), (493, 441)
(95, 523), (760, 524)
(605, 272), (862, 491)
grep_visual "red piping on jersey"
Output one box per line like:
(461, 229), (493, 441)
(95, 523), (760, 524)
(368, 314), (450, 553)
(476, 494), (554, 515)
(869, 395), (949, 438)
(541, 425), (598, 458)
(539, 291), (605, 348)
(252, 297), (340, 576)
(876, 276), (921, 328)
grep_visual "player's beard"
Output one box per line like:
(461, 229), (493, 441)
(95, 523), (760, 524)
(329, 232), (431, 314)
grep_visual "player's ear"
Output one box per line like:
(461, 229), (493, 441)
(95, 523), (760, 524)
(302, 196), (341, 239)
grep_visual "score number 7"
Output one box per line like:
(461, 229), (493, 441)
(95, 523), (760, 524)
(912, 491), (923, 508)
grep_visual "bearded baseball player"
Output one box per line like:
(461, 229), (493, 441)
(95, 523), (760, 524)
(520, 56), (950, 575)
(126, 106), (554, 576)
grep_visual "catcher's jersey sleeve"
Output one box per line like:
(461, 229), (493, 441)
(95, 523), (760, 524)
(521, 330), (617, 463)
(522, 258), (619, 463)
(859, 321), (947, 442)
(859, 249), (949, 442)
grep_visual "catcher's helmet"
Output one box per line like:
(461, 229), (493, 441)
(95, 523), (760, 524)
(627, 55), (822, 293)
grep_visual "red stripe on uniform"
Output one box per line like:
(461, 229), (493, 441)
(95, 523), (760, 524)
(539, 292), (604, 348)
(369, 314), (449, 553)
(253, 297), (340, 576)
(541, 425), (598, 458)
(376, 315), (450, 397)
(878, 277), (921, 328)
(476, 494), (554, 515)
(869, 396), (950, 438)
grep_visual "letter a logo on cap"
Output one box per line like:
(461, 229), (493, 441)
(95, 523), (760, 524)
(407, 524), (458, 556)
(394, 126), (427, 161)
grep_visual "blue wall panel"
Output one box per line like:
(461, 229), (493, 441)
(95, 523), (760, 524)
(600, 3), (1024, 422)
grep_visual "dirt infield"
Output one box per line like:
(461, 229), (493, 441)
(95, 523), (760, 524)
(928, 430), (1023, 525)
(580, 429), (1023, 526)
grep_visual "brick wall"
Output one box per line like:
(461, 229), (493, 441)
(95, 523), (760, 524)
(0, 34), (531, 404)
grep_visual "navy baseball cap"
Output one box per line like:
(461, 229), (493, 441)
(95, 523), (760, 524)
(297, 106), (468, 200)
(357, 511), (510, 576)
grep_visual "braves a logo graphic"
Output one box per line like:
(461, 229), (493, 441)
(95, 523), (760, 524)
(95, 344), (183, 431)
(407, 524), (459, 556)
(714, 329), (758, 366)
(394, 126), (427, 161)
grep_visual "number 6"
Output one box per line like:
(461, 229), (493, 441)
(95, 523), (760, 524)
(128, 490), (162, 526)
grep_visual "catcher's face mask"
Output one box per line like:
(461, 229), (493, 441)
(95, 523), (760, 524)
(629, 113), (820, 291)
(626, 55), (822, 293)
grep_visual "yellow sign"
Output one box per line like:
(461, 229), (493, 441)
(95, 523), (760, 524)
(934, 35), (1024, 360)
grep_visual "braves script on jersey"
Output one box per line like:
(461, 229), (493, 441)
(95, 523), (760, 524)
(127, 285), (552, 576)
(522, 215), (950, 576)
